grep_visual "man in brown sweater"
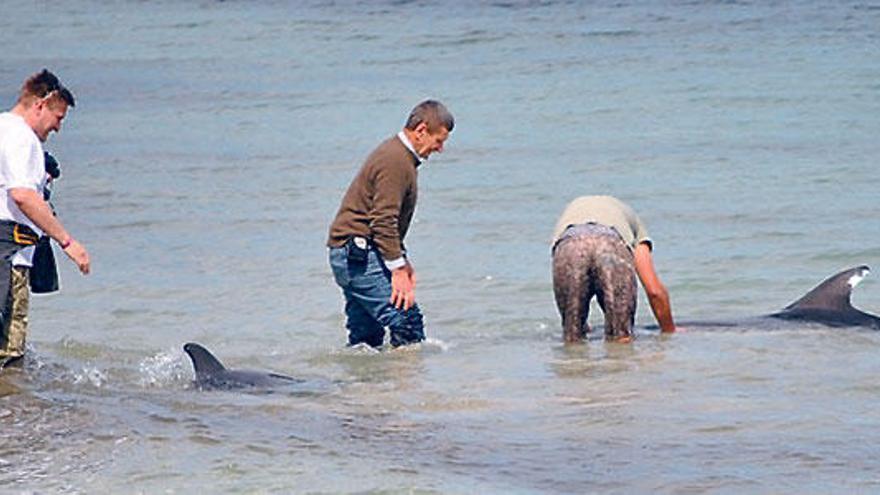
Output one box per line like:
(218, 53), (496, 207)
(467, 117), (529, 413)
(327, 100), (453, 348)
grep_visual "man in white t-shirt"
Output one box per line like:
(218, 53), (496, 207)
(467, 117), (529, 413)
(0, 69), (91, 364)
(6, 151), (62, 360)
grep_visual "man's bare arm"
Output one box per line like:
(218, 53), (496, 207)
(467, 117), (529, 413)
(633, 242), (675, 332)
(11, 187), (90, 274)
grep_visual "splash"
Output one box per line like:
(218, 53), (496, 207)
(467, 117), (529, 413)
(420, 337), (450, 353)
(342, 343), (382, 355)
(72, 366), (108, 388)
(138, 347), (188, 387)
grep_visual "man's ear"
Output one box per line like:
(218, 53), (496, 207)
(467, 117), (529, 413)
(32, 98), (46, 114)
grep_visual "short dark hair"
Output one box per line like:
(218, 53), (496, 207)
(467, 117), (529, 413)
(19, 69), (75, 108)
(405, 100), (453, 133)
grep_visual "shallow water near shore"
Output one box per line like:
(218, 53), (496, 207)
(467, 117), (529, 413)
(1, 0), (879, 493)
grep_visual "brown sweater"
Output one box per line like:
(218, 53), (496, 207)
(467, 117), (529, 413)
(327, 136), (419, 262)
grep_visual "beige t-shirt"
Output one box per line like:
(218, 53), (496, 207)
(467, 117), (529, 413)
(551, 195), (652, 251)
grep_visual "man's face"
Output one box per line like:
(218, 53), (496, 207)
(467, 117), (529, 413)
(33, 99), (68, 142)
(411, 122), (450, 159)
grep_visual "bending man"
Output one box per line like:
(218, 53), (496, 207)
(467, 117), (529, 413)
(551, 195), (675, 342)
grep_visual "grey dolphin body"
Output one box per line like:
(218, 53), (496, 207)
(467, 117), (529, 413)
(675, 265), (880, 330)
(768, 265), (880, 328)
(183, 342), (301, 390)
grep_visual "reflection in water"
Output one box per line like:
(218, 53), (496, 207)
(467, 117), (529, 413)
(330, 343), (428, 386)
(0, 369), (105, 491)
(0, 379), (20, 398)
(547, 335), (669, 379)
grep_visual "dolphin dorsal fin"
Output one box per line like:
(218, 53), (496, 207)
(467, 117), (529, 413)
(784, 265), (870, 312)
(183, 342), (227, 376)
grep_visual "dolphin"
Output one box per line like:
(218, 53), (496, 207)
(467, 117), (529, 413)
(767, 265), (880, 328)
(671, 265), (880, 330)
(183, 342), (302, 390)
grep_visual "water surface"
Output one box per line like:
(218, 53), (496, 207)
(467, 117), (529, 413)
(1, 1), (879, 493)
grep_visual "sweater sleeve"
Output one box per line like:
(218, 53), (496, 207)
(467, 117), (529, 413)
(368, 162), (407, 262)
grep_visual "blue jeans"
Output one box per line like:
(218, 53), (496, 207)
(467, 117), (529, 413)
(329, 243), (425, 348)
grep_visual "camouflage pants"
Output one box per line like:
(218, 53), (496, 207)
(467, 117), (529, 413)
(0, 267), (30, 359)
(552, 224), (637, 341)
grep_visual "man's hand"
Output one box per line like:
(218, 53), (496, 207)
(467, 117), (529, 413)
(390, 262), (416, 310)
(11, 187), (91, 275)
(633, 242), (676, 333)
(62, 239), (90, 274)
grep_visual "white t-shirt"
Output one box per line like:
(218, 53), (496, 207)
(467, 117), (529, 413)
(0, 112), (48, 267)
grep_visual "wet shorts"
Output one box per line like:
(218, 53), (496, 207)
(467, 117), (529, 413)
(551, 223), (637, 340)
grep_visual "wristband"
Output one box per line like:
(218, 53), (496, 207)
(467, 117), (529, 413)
(59, 238), (72, 249)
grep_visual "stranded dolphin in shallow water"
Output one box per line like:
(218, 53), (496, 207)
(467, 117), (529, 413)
(674, 265), (880, 330)
(767, 265), (880, 328)
(183, 342), (301, 390)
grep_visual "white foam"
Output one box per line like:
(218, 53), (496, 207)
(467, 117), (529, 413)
(343, 343), (382, 355)
(422, 337), (450, 352)
(139, 347), (188, 387)
(73, 366), (107, 388)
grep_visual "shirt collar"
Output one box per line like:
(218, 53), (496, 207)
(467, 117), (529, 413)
(397, 131), (423, 165)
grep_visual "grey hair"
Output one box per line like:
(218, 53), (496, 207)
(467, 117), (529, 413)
(404, 100), (454, 133)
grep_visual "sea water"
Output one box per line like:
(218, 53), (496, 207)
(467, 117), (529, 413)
(1, 1), (879, 493)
